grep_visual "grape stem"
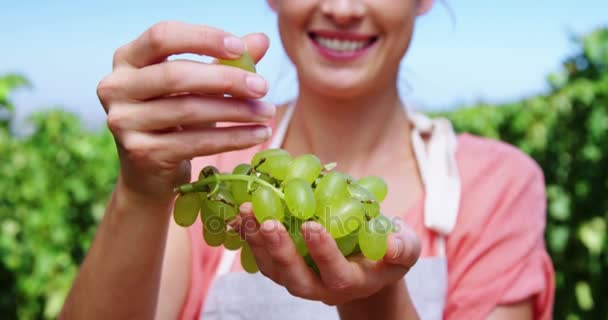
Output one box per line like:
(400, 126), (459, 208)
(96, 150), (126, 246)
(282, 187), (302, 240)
(175, 174), (285, 200)
(323, 162), (337, 172)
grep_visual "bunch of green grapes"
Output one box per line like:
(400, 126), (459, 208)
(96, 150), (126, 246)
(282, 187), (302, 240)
(173, 148), (394, 273)
(171, 51), (394, 273)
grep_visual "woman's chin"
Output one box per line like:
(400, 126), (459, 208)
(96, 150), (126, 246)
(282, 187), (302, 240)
(303, 73), (376, 100)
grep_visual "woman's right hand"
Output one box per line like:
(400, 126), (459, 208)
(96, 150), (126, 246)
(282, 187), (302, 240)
(97, 21), (275, 205)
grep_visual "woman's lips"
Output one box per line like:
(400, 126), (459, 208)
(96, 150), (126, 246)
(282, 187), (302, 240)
(308, 32), (378, 61)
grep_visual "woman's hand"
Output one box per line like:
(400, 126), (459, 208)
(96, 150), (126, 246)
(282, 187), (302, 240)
(62, 22), (275, 320)
(97, 21), (275, 205)
(237, 204), (421, 309)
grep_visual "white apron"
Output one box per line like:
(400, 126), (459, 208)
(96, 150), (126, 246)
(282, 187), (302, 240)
(201, 102), (462, 320)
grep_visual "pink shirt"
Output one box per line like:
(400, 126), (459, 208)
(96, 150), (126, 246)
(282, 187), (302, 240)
(179, 132), (555, 319)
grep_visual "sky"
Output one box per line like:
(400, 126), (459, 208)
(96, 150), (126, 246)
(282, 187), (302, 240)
(1, 0), (607, 129)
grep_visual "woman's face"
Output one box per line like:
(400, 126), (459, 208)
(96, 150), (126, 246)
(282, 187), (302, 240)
(269, 0), (433, 99)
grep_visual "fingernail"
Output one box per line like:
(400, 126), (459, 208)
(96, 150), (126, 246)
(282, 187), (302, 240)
(239, 202), (253, 212)
(304, 222), (323, 244)
(254, 126), (272, 142)
(255, 102), (276, 119)
(307, 232), (321, 245)
(392, 236), (403, 260)
(262, 221), (280, 245)
(224, 36), (245, 56)
(246, 75), (268, 95)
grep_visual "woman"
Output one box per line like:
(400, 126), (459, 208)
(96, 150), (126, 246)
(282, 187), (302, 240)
(61, 0), (555, 319)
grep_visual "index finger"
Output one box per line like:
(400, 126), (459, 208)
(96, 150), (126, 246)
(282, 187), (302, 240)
(115, 21), (245, 69)
(303, 222), (363, 292)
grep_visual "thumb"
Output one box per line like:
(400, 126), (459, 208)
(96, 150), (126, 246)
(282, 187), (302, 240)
(241, 33), (271, 63)
(383, 220), (421, 268)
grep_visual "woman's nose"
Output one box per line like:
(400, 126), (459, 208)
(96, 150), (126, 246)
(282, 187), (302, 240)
(320, 0), (366, 26)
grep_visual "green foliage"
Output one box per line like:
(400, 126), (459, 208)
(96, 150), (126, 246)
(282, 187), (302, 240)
(0, 26), (606, 320)
(439, 26), (608, 319)
(0, 73), (30, 129)
(0, 104), (118, 318)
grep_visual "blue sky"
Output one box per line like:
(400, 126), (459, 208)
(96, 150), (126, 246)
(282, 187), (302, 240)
(1, 0), (607, 129)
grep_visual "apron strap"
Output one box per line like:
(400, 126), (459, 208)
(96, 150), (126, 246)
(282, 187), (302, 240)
(409, 111), (461, 256)
(216, 249), (237, 276)
(268, 102), (296, 149)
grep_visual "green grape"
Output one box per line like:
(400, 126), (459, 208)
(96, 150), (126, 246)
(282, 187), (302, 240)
(203, 187), (238, 221)
(351, 243), (361, 255)
(173, 193), (201, 227)
(251, 149), (292, 181)
(233, 163), (251, 174)
(200, 193), (215, 223)
(317, 197), (365, 239)
(196, 165), (221, 193)
(335, 231), (359, 256)
(357, 176), (388, 202)
(218, 50), (257, 73)
(347, 183), (380, 218)
(222, 180), (232, 191)
(257, 154), (292, 181)
(231, 163), (252, 205)
(198, 165), (220, 180)
(343, 174), (356, 184)
(285, 154), (322, 184)
(303, 254), (320, 276)
(198, 192), (209, 218)
(241, 243), (259, 273)
(358, 215), (393, 261)
(314, 172), (350, 207)
(251, 186), (284, 222)
(251, 148), (290, 167)
(284, 178), (316, 220)
(258, 172), (278, 186)
(203, 216), (227, 247)
(224, 229), (244, 250)
(286, 217), (308, 256)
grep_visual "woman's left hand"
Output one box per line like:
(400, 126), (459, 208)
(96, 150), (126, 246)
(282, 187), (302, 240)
(237, 203), (421, 307)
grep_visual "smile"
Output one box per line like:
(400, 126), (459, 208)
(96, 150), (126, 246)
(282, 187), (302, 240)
(308, 32), (378, 59)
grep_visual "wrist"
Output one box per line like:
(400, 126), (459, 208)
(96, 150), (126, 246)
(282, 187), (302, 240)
(337, 281), (418, 320)
(110, 176), (176, 222)
(115, 174), (176, 209)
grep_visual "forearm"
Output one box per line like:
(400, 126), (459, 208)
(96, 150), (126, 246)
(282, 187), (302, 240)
(337, 281), (419, 320)
(60, 178), (174, 319)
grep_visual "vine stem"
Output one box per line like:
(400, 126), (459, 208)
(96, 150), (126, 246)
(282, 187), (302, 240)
(175, 174), (285, 200)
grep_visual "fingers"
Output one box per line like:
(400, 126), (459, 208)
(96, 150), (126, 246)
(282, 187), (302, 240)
(238, 204), (275, 278)
(154, 125), (271, 160)
(259, 220), (296, 268)
(365, 230), (420, 290)
(302, 222), (362, 293)
(238, 205), (326, 300)
(117, 60), (267, 101)
(241, 33), (271, 63)
(382, 220), (421, 268)
(118, 125), (271, 164)
(115, 21), (247, 69)
(108, 96), (275, 132)
(259, 220), (324, 299)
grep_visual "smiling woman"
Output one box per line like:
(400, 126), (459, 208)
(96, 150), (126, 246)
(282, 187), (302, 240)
(59, 0), (555, 319)
(274, 0), (428, 97)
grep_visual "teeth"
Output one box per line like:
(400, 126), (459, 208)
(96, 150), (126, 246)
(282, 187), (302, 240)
(315, 37), (368, 52)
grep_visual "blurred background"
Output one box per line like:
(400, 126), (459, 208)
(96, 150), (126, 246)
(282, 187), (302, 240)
(1, 0), (607, 319)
